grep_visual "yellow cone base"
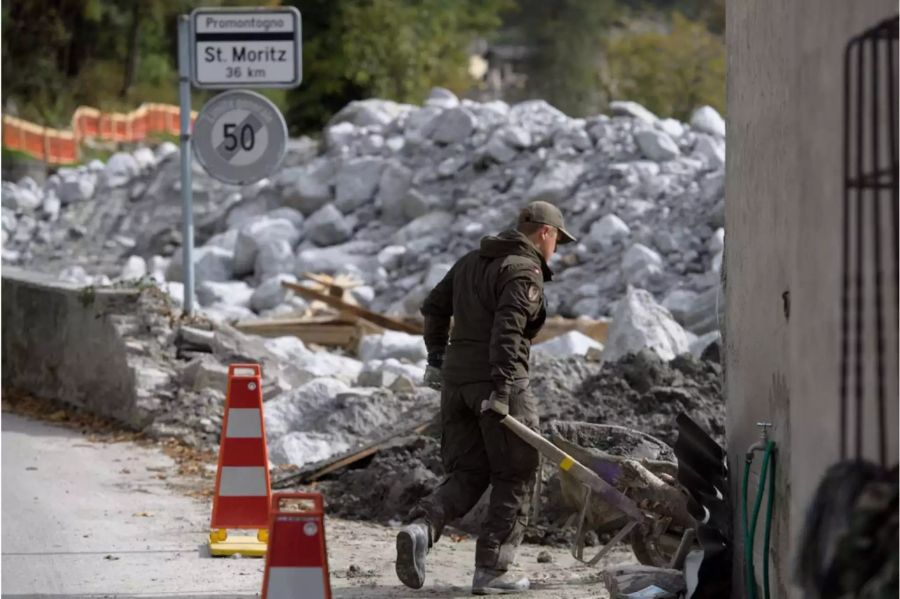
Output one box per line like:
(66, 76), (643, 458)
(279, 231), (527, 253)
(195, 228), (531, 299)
(208, 529), (268, 557)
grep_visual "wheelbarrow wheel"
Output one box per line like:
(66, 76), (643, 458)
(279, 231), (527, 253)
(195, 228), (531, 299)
(629, 527), (683, 567)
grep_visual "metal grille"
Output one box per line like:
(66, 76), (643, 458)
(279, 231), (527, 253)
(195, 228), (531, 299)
(840, 16), (899, 466)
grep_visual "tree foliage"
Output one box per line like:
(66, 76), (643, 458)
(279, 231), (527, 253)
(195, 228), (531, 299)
(282, 0), (512, 135)
(602, 12), (725, 120)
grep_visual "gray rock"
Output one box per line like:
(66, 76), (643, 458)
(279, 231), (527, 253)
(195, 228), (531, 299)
(205, 229), (239, 252)
(424, 87), (460, 110)
(603, 287), (690, 362)
(622, 243), (664, 286)
(166, 245), (234, 284)
(656, 118), (685, 139)
(120, 256), (148, 280)
(437, 155), (468, 178)
(533, 331), (603, 358)
(58, 176), (95, 204)
(508, 100), (568, 145)
(250, 274), (297, 312)
(423, 263), (453, 288)
(393, 212), (454, 244)
(295, 242), (373, 276)
(132, 147), (156, 171)
(197, 280), (254, 308)
(609, 101), (658, 124)
(2, 182), (42, 211)
(689, 330), (721, 358)
(635, 129), (680, 162)
(526, 161), (583, 202)
(694, 134), (725, 169)
(661, 288), (700, 323)
(155, 142), (178, 162)
(268, 207), (305, 230)
(708, 228), (725, 254)
(377, 245), (406, 269)
(58, 265), (91, 285)
(329, 98), (412, 129)
(358, 331), (427, 362)
(376, 162), (413, 223)
(103, 152), (141, 187)
(426, 107), (476, 145)
(254, 239), (296, 280)
(279, 159), (334, 215)
(690, 106), (725, 137)
(305, 204), (352, 246)
(588, 214), (630, 248)
(41, 193), (61, 221)
(335, 157), (386, 213)
(233, 217), (301, 276)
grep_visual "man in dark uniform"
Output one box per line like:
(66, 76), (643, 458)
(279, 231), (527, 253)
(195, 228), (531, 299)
(395, 201), (576, 595)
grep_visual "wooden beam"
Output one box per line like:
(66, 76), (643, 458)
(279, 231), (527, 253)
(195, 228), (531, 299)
(282, 281), (424, 335)
(272, 418), (434, 488)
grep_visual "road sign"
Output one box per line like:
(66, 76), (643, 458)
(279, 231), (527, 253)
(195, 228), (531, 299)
(191, 7), (302, 89)
(192, 90), (288, 186)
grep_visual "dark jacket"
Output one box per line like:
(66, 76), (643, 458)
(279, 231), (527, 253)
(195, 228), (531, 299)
(421, 230), (550, 400)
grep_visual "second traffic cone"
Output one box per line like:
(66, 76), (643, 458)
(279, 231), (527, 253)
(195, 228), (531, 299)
(209, 363), (271, 557)
(261, 493), (332, 599)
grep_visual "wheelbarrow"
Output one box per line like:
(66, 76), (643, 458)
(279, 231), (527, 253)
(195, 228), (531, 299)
(501, 416), (695, 568)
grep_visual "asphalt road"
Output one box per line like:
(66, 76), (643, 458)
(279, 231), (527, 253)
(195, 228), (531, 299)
(1, 412), (623, 598)
(1, 413), (261, 598)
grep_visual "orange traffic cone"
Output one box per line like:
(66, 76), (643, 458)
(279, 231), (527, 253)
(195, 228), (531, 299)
(261, 493), (332, 599)
(209, 364), (272, 557)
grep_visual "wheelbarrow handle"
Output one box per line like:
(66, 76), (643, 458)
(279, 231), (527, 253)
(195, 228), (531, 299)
(500, 415), (645, 523)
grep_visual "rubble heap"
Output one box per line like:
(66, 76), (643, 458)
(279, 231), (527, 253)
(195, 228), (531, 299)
(2, 92), (725, 334)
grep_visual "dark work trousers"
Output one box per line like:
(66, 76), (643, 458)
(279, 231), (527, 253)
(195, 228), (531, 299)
(412, 380), (540, 570)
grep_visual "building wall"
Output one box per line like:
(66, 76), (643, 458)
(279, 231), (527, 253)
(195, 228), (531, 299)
(726, 2), (897, 598)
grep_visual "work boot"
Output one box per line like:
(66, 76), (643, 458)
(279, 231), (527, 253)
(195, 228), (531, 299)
(395, 521), (431, 589)
(471, 568), (530, 595)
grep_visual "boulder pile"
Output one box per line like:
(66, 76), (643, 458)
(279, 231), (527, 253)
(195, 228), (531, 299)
(2, 91), (724, 336)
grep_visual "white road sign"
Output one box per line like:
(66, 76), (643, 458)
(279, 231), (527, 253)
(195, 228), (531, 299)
(191, 7), (302, 89)
(192, 90), (288, 185)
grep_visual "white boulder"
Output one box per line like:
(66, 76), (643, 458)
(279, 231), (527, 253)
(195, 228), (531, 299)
(196, 280), (254, 308)
(305, 204), (352, 246)
(165, 245), (234, 284)
(533, 331), (604, 358)
(588, 214), (630, 248)
(103, 152), (141, 187)
(635, 129), (680, 162)
(622, 243), (664, 286)
(358, 331), (428, 363)
(250, 274), (297, 313)
(279, 159), (334, 216)
(690, 106), (726, 137)
(335, 157), (386, 213)
(233, 217), (300, 276)
(610, 101), (658, 124)
(526, 161), (584, 203)
(603, 287), (690, 362)
(427, 107), (476, 144)
(120, 256), (147, 280)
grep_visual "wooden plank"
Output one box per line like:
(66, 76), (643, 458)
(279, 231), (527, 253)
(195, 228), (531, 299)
(282, 281), (424, 335)
(272, 418), (434, 488)
(533, 316), (610, 345)
(233, 319), (363, 348)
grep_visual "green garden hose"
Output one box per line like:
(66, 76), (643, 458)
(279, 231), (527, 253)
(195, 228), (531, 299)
(742, 440), (776, 599)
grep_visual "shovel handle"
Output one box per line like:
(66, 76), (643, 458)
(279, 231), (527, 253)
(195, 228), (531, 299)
(500, 415), (645, 523)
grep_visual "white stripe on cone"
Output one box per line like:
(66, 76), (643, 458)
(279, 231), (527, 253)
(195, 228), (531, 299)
(219, 466), (268, 496)
(226, 408), (262, 438)
(266, 567), (327, 599)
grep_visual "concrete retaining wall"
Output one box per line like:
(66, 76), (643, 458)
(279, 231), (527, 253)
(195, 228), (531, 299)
(2, 267), (161, 428)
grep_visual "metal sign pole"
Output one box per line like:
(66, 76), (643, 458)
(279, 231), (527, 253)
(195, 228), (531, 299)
(177, 15), (195, 315)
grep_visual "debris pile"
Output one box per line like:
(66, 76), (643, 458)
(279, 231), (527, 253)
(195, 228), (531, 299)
(313, 350), (723, 532)
(2, 92), (724, 336)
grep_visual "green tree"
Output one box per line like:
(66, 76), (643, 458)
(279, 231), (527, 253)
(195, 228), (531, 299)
(283, 0), (512, 135)
(509, 0), (621, 117)
(602, 11), (724, 120)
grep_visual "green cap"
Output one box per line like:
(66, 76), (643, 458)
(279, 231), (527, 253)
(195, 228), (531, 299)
(518, 201), (576, 245)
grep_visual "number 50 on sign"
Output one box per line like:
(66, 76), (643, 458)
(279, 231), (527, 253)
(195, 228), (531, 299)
(192, 90), (288, 186)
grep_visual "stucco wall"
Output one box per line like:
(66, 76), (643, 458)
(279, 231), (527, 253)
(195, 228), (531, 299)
(726, 2), (897, 597)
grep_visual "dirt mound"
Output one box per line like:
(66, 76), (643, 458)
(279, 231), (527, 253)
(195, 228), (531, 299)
(317, 351), (724, 535)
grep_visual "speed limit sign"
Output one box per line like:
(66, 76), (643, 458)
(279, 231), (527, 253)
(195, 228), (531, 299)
(192, 89), (287, 185)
